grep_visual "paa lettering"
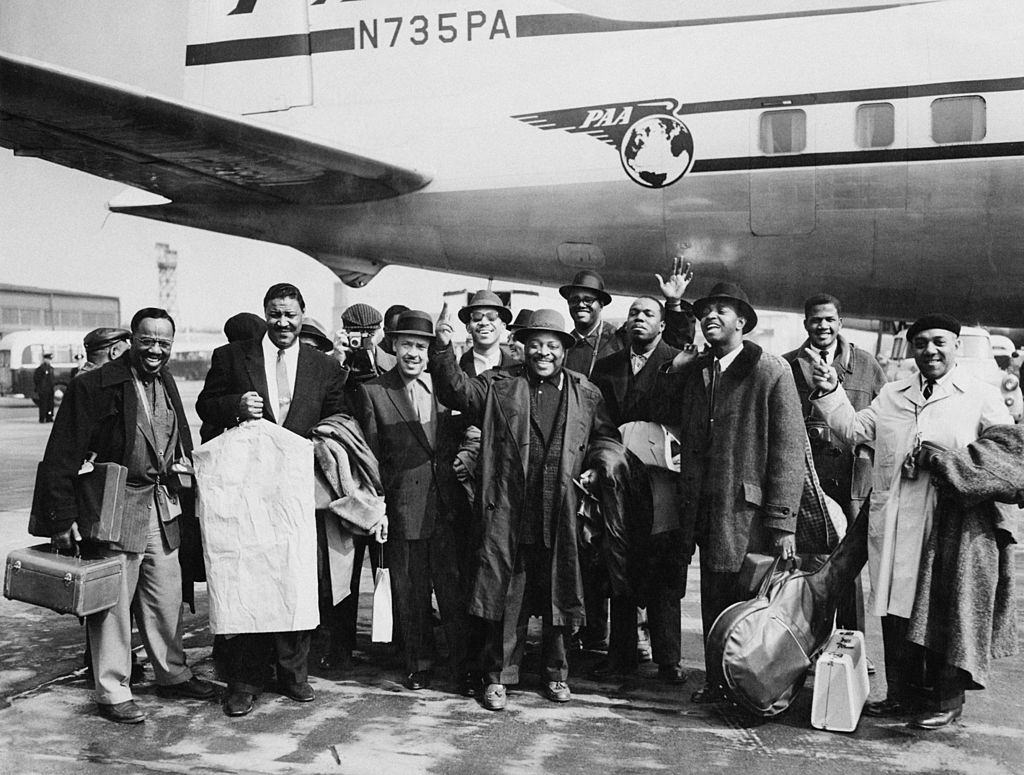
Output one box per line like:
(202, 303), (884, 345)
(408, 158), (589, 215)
(580, 107), (633, 129)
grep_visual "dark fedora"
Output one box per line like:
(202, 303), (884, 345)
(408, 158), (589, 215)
(508, 308), (535, 332)
(458, 290), (513, 325)
(558, 270), (613, 307)
(693, 282), (758, 333)
(512, 309), (575, 349)
(390, 310), (435, 339)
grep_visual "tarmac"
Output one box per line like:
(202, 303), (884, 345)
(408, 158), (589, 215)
(1, 387), (1023, 775)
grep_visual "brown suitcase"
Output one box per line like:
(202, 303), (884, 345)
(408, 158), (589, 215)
(4, 544), (123, 616)
(29, 459), (127, 543)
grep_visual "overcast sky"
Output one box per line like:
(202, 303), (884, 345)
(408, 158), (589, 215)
(0, 0), (603, 333)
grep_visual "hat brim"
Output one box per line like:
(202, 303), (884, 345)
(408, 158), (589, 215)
(558, 284), (613, 307)
(693, 295), (758, 334)
(389, 328), (434, 340)
(457, 306), (513, 325)
(302, 334), (334, 352)
(513, 327), (576, 349)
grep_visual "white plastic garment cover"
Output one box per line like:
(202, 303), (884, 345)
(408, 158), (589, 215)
(193, 420), (319, 635)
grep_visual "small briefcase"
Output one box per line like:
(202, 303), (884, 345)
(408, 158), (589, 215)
(811, 629), (870, 732)
(4, 544), (123, 616)
(29, 458), (127, 543)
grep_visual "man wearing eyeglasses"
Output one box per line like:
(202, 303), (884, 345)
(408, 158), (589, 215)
(35, 307), (218, 723)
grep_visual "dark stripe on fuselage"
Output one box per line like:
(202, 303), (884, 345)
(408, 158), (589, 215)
(515, 4), (924, 38)
(183, 3), (927, 66)
(691, 141), (1024, 174)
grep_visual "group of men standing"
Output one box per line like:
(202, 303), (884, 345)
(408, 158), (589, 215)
(33, 264), (1018, 731)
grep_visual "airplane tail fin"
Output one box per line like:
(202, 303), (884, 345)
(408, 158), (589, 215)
(185, 0), (313, 115)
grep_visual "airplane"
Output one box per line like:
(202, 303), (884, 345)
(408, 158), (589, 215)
(3, 0), (1024, 325)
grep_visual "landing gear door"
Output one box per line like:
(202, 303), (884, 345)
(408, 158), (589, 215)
(185, 0), (313, 115)
(749, 105), (816, 235)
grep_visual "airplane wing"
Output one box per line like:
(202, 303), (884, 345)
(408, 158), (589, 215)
(0, 52), (431, 205)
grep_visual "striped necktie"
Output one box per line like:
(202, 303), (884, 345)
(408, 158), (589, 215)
(922, 379), (935, 400)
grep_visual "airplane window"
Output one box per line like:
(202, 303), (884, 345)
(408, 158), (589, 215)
(759, 110), (806, 154)
(855, 103), (894, 148)
(931, 96), (986, 143)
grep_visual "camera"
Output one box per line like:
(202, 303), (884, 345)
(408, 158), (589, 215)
(806, 423), (833, 446)
(346, 330), (374, 350)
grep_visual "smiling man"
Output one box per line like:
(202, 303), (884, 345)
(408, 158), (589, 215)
(352, 310), (464, 693)
(653, 282), (805, 705)
(196, 282), (348, 717)
(782, 294), (886, 643)
(37, 307), (217, 723)
(811, 313), (1012, 729)
(430, 307), (619, 711)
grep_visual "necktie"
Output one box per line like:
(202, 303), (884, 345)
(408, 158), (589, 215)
(276, 348), (291, 423)
(922, 379), (935, 400)
(819, 348), (829, 365)
(708, 359), (721, 428)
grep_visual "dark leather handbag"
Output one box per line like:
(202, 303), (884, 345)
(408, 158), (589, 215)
(30, 456), (127, 543)
(706, 506), (869, 717)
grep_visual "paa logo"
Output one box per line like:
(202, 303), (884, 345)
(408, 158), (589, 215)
(513, 99), (694, 188)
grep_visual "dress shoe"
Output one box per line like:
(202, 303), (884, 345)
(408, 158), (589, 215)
(544, 681), (572, 703)
(97, 699), (146, 724)
(482, 683), (507, 711)
(657, 665), (687, 685)
(459, 672), (482, 698)
(277, 681), (315, 702)
(910, 707), (962, 730)
(690, 683), (727, 704)
(863, 698), (915, 717)
(223, 690), (256, 717)
(156, 676), (218, 701)
(405, 670), (432, 691)
(318, 651), (354, 674)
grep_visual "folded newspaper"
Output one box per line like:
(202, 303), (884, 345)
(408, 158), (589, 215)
(193, 420), (319, 635)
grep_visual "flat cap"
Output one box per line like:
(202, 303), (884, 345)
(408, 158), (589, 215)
(342, 303), (383, 330)
(83, 327), (131, 351)
(223, 312), (266, 343)
(906, 314), (961, 342)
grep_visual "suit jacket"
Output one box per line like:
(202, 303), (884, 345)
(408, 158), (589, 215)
(591, 338), (681, 426)
(196, 335), (348, 439)
(565, 307), (695, 377)
(352, 368), (460, 540)
(653, 341), (805, 573)
(429, 342), (620, 625)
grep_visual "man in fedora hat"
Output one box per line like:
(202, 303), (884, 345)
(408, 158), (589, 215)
(559, 257), (697, 379)
(458, 290), (521, 377)
(430, 305), (619, 710)
(653, 281), (805, 704)
(352, 310), (465, 692)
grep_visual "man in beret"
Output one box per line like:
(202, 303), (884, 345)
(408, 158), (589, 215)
(811, 313), (1013, 729)
(430, 306), (619, 710)
(653, 282), (805, 705)
(76, 327), (131, 376)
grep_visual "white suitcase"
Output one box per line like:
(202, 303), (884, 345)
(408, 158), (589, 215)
(810, 630), (870, 732)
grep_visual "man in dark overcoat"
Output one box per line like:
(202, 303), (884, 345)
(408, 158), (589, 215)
(591, 295), (690, 683)
(653, 282), (805, 704)
(33, 351), (56, 422)
(196, 282), (347, 717)
(430, 307), (620, 710)
(37, 307), (217, 723)
(353, 310), (464, 691)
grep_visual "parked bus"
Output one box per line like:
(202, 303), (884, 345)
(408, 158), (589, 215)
(0, 329), (89, 403)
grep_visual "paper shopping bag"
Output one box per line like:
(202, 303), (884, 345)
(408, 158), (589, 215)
(371, 566), (393, 643)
